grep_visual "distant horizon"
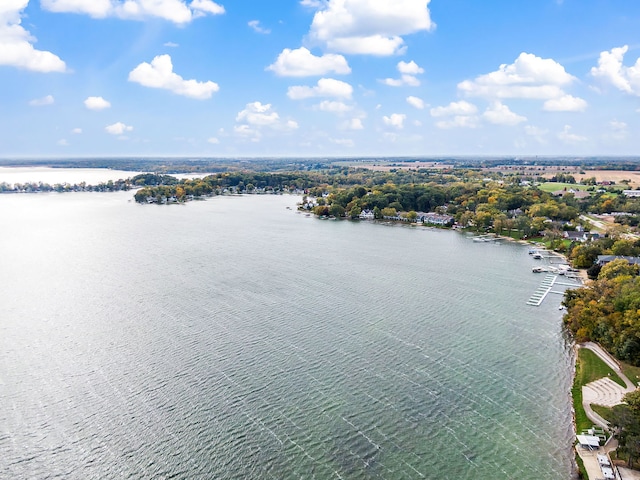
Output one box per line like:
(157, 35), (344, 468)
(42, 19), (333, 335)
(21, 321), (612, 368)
(3, 154), (640, 163)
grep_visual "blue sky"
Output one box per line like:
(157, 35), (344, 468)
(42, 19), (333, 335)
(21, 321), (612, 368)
(2, 0), (640, 158)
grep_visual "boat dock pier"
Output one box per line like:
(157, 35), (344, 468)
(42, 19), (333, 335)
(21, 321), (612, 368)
(527, 273), (583, 306)
(527, 274), (557, 306)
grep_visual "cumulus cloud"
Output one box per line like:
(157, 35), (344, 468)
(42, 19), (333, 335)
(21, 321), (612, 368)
(234, 102), (298, 141)
(267, 47), (350, 77)
(430, 101), (478, 129)
(590, 45), (640, 96)
(381, 60), (424, 86)
(105, 122), (133, 135)
(543, 94), (587, 112)
(435, 116), (479, 129)
(300, 0), (324, 7)
(383, 113), (406, 129)
(406, 96), (425, 109)
(207, 137), (220, 144)
(84, 96), (111, 110)
(458, 52), (575, 100)
(0, 1), (67, 72)
(398, 60), (424, 75)
(557, 124), (586, 143)
(72, 128), (82, 134)
(41, 0), (225, 24)
(430, 100), (478, 117)
(164, 41), (179, 48)
(316, 100), (353, 113)
(57, 139), (69, 146)
(482, 102), (526, 126)
(29, 95), (55, 106)
(308, 0), (435, 56)
(128, 54), (219, 99)
(248, 20), (270, 34)
(288, 78), (353, 100)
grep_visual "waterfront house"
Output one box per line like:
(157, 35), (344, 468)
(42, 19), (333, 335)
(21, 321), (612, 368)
(359, 209), (375, 220)
(597, 255), (640, 266)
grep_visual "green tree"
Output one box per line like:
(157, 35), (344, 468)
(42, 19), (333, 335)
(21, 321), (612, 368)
(329, 203), (345, 218)
(599, 258), (639, 280)
(349, 205), (362, 219)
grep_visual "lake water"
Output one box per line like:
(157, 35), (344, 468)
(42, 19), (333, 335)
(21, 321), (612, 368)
(0, 167), (209, 187)
(0, 191), (577, 479)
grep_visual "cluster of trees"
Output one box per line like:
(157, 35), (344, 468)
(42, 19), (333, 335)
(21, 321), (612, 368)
(548, 173), (576, 183)
(611, 390), (640, 467)
(563, 259), (640, 364)
(0, 179), (131, 193)
(132, 171), (325, 203)
(567, 236), (640, 271)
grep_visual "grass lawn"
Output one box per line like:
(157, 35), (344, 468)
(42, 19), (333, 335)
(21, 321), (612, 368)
(621, 361), (640, 388)
(592, 404), (614, 423)
(572, 348), (625, 434)
(537, 182), (592, 193)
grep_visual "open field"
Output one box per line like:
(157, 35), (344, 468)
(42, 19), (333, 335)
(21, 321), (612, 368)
(575, 170), (640, 187)
(334, 161), (454, 171)
(536, 182), (591, 193)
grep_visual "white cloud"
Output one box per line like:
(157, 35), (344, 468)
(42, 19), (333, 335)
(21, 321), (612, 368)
(308, 0), (435, 56)
(482, 102), (526, 126)
(236, 102), (280, 126)
(248, 20), (270, 34)
(0, 1), (67, 72)
(191, 0), (225, 15)
(431, 101), (479, 129)
(288, 78), (353, 100)
(543, 94), (587, 112)
(406, 96), (425, 109)
(128, 54), (219, 99)
(590, 45), (640, 96)
(383, 113), (406, 129)
(398, 60), (424, 75)
(381, 60), (424, 87)
(435, 116), (479, 129)
(430, 100), (478, 117)
(41, 0), (225, 24)
(72, 128), (82, 134)
(525, 125), (549, 144)
(207, 137), (220, 144)
(458, 52), (575, 100)
(557, 124), (586, 143)
(267, 47), (350, 77)
(300, 0), (324, 8)
(604, 120), (628, 141)
(382, 74), (420, 87)
(343, 118), (364, 130)
(57, 139), (69, 146)
(105, 122), (133, 135)
(316, 100), (353, 113)
(164, 42), (179, 48)
(331, 138), (355, 147)
(29, 95), (54, 106)
(84, 96), (111, 110)
(234, 102), (298, 142)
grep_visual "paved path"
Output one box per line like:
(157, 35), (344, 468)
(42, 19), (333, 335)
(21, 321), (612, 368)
(576, 343), (639, 478)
